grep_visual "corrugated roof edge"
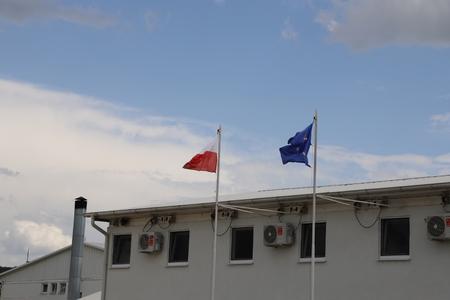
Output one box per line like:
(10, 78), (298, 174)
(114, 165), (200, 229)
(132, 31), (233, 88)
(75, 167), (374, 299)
(0, 242), (104, 278)
(85, 174), (450, 219)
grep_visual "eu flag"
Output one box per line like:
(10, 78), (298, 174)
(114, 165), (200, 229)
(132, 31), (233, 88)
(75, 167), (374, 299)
(279, 123), (313, 167)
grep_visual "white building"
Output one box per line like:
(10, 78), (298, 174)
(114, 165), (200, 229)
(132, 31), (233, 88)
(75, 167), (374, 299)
(0, 243), (104, 300)
(87, 175), (450, 300)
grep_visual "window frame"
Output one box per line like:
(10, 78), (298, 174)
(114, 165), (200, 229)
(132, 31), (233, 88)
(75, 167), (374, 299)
(299, 221), (327, 263)
(167, 230), (190, 266)
(59, 282), (67, 295)
(50, 282), (57, 295)
(111, 233), (132, 268)
(41, 283), (49, 294)
(229, 226), (254, 264)
(379, 216), (410, 261)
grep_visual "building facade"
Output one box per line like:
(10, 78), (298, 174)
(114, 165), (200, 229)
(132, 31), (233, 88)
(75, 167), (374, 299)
(87, 175), (450, 300)
(0, 244), (104, 300)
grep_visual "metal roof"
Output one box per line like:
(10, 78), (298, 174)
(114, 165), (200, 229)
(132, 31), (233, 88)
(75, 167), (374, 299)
(0, 243), (104, 278)
(86, 175), (450, 220)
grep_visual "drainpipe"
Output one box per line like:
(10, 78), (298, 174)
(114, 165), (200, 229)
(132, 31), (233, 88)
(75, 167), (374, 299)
(68, 197), (87, 300)
(91, 217), (109, 300)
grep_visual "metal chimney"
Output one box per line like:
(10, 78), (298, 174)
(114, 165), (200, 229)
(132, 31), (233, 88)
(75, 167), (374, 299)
(67, 197), (87, 300)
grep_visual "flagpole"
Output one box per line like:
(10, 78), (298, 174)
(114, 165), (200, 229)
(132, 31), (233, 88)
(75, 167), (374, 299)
(211, 126), (222, 300)
(311, 111), (318, 300)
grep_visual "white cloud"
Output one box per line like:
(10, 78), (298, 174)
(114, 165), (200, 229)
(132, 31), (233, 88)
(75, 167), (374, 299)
(0, 79), (225, 265)
(436, 154), (450, 164)
(315, 11), (338, 32)
(0, 0), (116, 28)
(318, 145), (444, 181)
(0, 78), (448, 266)
(438, 93), (450, 101)
(431, 112), (450, 131)
(1, 220), (72, 265)
(281, 18), (299, 41)
(144, 11), (159, 32)
(4, 220), (71, 253)
(0, 167), (19, 177)
(431, 112), (450, 123)
(316, 0), (450, 49)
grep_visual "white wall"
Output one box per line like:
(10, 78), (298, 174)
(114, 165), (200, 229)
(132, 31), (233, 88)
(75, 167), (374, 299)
(103, 195), (450, 300)
(0, 245), (103, 300)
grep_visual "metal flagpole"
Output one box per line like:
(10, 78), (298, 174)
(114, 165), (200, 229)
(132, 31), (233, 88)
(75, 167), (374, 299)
(311, 111), (318, 300)
(211, 126), (222, 300)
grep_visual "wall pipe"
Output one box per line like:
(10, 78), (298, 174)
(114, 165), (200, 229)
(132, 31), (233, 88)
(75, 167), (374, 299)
(91, 217), (109, 300)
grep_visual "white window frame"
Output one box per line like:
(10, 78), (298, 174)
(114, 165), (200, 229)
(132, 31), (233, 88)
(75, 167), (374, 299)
(229, 226), (254, 265)
(59, 282), (67, 295)
(298, 221), (327, 263)
(110, 233), (132, 268)
(41, 283), (49, 294)
(50, 282), (57, 295)
(167, 229), (190, 267)
(379, 216), (411, 261)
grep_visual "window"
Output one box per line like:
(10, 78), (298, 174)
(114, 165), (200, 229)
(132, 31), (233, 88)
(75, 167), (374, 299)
(380, 218), (409, 257)
(169, 231), (190, 263)
(112, 234), (132, 265)
(300, 222), (326, 258)
(50, 283), (57, 295)
(231, 227), (253, 261)
(41, 283), (48, 294)
(59, 282), (67, 295)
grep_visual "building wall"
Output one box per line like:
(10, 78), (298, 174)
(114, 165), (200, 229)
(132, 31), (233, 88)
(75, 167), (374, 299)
(103, 195), (450, 300)
(0, 246), (103, 300)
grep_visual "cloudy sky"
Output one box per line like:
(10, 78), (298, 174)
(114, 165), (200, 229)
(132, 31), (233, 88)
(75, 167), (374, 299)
(0, 0), (449, 266)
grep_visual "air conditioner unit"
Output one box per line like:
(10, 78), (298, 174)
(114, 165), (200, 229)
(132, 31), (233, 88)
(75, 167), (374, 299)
(263, 223), (295, 247)
(139, 232), (163, 253)
(426, 216), (450, 240)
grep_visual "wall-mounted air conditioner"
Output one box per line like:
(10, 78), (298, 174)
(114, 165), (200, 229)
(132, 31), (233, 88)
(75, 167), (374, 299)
(426, 216), (450, 240)
(139, 232), (163, 253)
(263, 223), (295, 247)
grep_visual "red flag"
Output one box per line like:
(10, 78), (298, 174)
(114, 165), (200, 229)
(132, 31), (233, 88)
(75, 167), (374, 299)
(183, 140), (218, 173)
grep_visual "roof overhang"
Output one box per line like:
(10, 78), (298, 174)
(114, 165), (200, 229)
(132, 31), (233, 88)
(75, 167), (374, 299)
(85, 175), (450, 221)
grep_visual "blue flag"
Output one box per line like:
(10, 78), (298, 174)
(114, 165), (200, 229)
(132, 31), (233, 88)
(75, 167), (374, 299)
(279, 122), (313, 167)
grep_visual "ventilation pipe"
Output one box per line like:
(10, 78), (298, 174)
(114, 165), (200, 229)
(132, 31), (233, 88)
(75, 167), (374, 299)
(68, 197), (87, 300)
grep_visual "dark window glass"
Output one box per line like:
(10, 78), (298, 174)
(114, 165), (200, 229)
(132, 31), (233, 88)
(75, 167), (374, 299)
(381, 218), (409, 256)
(50, 283), (57, 294)
(231, 227), (253, 260)
(300, 223), (326, 258)
(169, 231), (190, 263)
(59, 283), (66, 295)
(42, 283), (48, 293)
(112, 234), (131, 265)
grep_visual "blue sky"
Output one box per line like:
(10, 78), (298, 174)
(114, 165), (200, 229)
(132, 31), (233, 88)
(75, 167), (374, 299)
(1, 0), (448, 154)
(0, 0), (449, 265)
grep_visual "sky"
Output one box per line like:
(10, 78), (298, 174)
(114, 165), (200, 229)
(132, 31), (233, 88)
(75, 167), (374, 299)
(0, 0), (449, 266)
